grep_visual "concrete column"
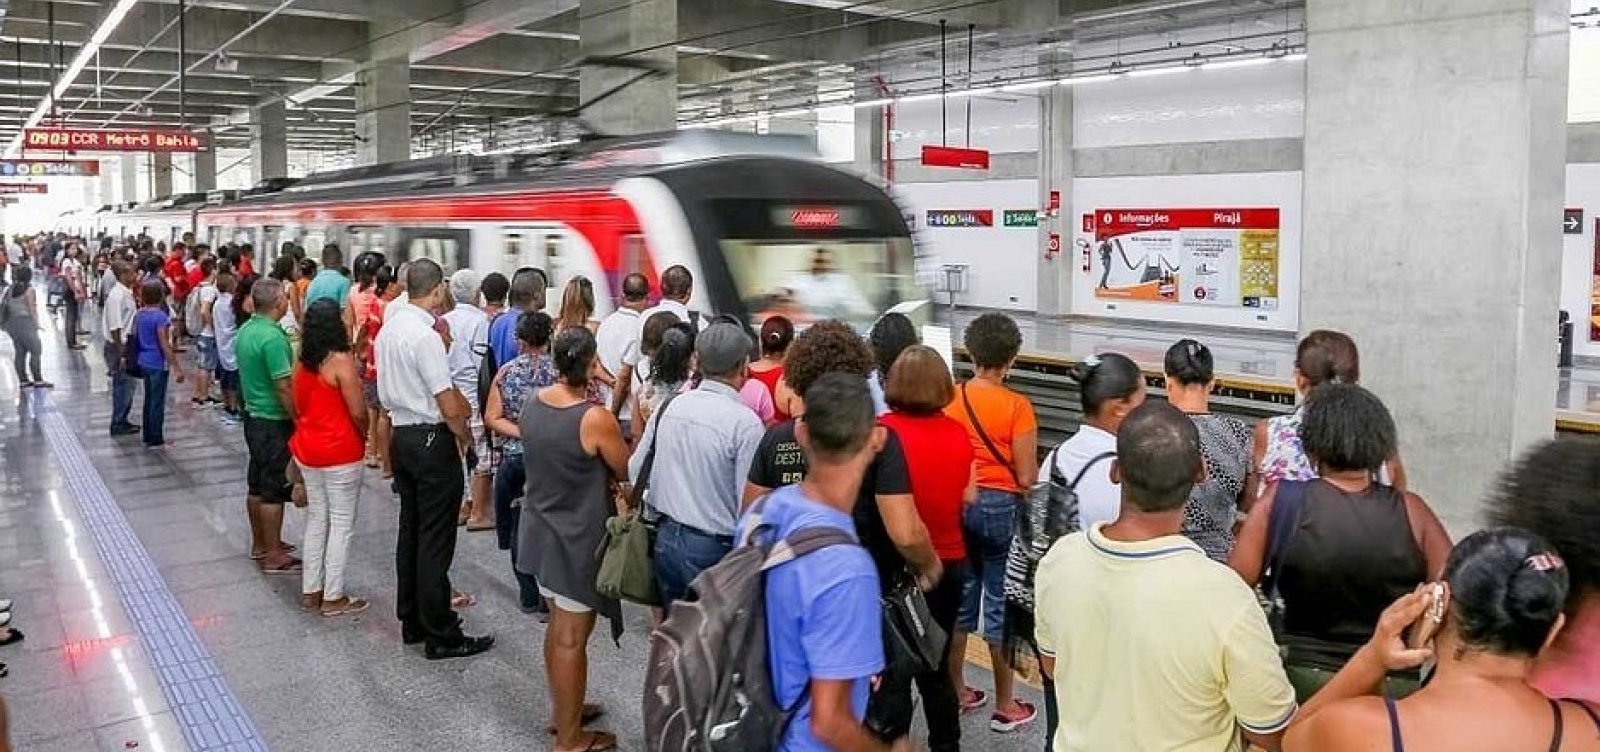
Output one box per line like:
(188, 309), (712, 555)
(1036, 85), (1074, 317)
(151, 152), (173, 198)
(98, 160), (115, 207)
(579, 0), (678, 135)
(1300, 0), (1570, 531)
(853, 104), (886, 181)
(119, 154), (139, 203)
(250, 100), (288, 183)
(192, 148), (217, 193)
(355, 57), (411, 165)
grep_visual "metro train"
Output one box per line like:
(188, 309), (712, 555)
(56, 131), (935, 333)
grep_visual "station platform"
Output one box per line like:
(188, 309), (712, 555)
(0, 314), (1044, 750)
(949, 310), (1600, 435)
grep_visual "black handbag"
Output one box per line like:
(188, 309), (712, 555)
(881, 570), (947, 674)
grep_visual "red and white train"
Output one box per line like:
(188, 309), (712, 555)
(57, 131), (932, 331)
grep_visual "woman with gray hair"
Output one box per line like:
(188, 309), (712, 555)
(441, 268), (495, 530)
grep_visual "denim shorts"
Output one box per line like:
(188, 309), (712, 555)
(958, 489), (1021, 643)
(193, 335), (219, 371)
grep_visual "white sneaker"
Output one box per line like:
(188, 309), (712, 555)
(0, 599), (11, 612)
(0, 612), (12, 628)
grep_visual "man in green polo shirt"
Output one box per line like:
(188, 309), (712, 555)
(236, 277), (301, 576)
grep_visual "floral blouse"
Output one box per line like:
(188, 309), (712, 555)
(1258, 408), (1317, 489)
(497, 352), (556, 457)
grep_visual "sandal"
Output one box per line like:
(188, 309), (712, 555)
(321, 597), (371, 617)
(261, 557), (303, 575)
(299, 592), (324, 612)
(450, 591), (476, 609)
(554, 730), (616, 752)
(465, 520), (495, 532)
(546, 704), (606, 734)
(0, 629), (24, 647)
(250, 543), (298, 561)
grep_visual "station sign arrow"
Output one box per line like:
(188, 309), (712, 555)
(1566, 208), (1584, 235)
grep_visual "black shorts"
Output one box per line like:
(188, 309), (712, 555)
(244, 416), (295, 504)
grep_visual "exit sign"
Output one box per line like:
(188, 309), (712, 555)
(1003, 209), (1038, 228)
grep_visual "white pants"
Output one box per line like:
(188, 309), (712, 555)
(299, 460), (364, 600)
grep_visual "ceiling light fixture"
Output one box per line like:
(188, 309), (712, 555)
(6, 0), (144, 156)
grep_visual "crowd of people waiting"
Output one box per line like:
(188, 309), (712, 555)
(1, 228), (1598, 752)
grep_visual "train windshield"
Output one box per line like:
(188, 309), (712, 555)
(720, 236), (928, 332)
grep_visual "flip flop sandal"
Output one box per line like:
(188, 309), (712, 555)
(261, 558), (303, 575)
(450, 592), (477, 609)
(465, 521), (496, 532)
(299, 593), (324, 612)
(554, 731), (616, 752)
(250, 543), (298, 561)
(0, 629), (24, 647)
(546, 704), (606, 734)
(321, 597), (371, 617)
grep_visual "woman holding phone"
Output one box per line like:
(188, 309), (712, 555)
(1285, 527), (1600, 752)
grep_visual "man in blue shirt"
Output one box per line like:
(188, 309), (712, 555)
(750, 372), (911, 752)
(488, 267), (547, 367)
(303, 244), (351, 308)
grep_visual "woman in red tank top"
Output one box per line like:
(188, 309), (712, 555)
(750, 315), (794, 422)
(288, 298), (371, 617)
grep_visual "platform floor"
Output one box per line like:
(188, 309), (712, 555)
(950, 309), (1600, 427)
(0, 311), (1044, 751)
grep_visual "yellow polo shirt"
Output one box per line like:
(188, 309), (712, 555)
(1034, 523), (1297, 752)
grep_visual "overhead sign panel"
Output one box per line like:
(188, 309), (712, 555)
(0, 183), (47, 194)
(926, 209), (993, 228)
(0, 159), (100, 176)
(1567, 208), (1585, 235)
(23, 128), (207, 153)
(921, 145), (990, 170)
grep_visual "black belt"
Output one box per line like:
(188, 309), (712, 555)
(392, 422), (448, 432)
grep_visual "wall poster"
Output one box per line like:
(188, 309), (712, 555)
(1083, 207), (1281, 309)
(1591, 218), (1600, 342)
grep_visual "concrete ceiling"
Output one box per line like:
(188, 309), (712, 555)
(0, 0), (1310, 158)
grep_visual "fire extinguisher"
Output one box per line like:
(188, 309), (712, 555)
(1077, 238), (1092, 271)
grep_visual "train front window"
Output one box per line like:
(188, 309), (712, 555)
(720, 237), (927, 331)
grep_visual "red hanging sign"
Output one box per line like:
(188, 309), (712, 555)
(921, 145), (990, 170)
(23, 128), (208, 153)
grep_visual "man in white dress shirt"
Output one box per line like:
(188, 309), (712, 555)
(375, 259), (493, 660)
(597, 272), (650, 437)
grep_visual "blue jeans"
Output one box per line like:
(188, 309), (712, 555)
(654, 517), (733, 606)
(493, 453), (541, 610)
(106, 342), (135, 431)
(141, 369), (169, 446)
(958, 489), (1020, 643)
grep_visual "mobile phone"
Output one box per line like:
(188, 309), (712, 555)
(1407, 583), (1448, 649)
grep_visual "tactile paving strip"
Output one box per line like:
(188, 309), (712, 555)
(37, 394), (269, 752)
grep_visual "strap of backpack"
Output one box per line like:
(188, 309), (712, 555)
(628, 392), (680, 509)
(1066, 451), (1116, 491)
(960, 382), (1022, 488)
(761, 527), (857, 571)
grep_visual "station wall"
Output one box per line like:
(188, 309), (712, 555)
(892, 178), (1040, 312)
(1561, 164), (1600, 359)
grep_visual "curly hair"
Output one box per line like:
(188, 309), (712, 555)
(299, 298), (350, 370)
(1299, 383), (1396, 473)
(963, 312), (1023, 369)
(783, 319), (874, 398)
(869, 312), (919, 376)
(1486, 438), (1600, 604)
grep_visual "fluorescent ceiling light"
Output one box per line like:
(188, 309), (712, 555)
(6, 0), (144, 157)
(1127, 65), (1190, 78)
(851, 98), (893, 109)
(1062, 74), (1119, 86)
(1206, 57), (1275, 70)
(1282, 52), (1307, 62)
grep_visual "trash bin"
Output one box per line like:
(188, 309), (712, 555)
(1559, 310), (1575, 369)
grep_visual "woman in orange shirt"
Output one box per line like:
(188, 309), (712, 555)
(944, 312), (1039, 733)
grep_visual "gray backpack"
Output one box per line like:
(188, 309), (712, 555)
(643, 500), (855, 752)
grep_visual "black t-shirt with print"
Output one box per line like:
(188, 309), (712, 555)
(749, 420), (914, 583)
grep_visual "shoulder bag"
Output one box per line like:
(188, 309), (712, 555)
(595, 393), (679, 607)
(1261, 480), (1311, 637)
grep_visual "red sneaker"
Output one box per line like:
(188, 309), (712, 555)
(991, 700), (1038, 733)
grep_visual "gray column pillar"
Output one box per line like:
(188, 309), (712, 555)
(580, 0), (678, 135)
(192, 148), (217, 193)
(1036, 85), (1074, 317)
(251, 100), (288, 183)
(151, 152), (173, 197)
(355, 57), (411, 165)
(119, 154), (139, 203)
(98, 160), (115, 207)
(853, 104), (885, 181)
(1300, 0), (1569, 531)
